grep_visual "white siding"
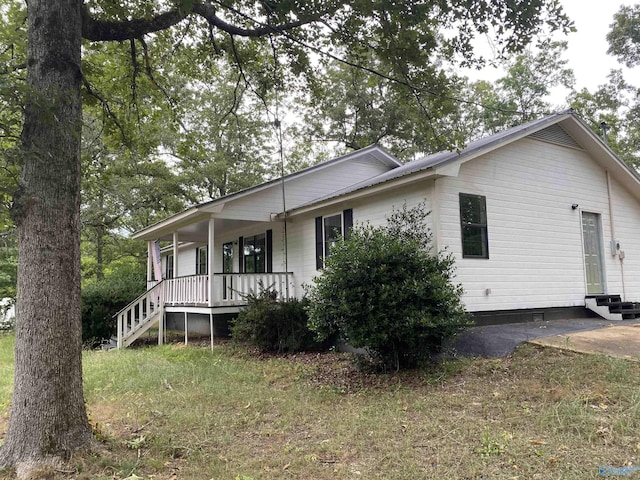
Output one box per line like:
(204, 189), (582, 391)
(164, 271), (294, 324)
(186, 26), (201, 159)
(609, 175), (640, 299)
(293, 136), (640, 312)
(167, 221), (289, 274)
(161, 247), (196, 278)
(289, 181), (435, 292)
(155, 135), (640, 315)
(437, 137), (638, 311)
(218, 159), (393, 220)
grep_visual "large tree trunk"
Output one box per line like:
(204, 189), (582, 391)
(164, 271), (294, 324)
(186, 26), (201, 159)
(0, 0), (95, 476)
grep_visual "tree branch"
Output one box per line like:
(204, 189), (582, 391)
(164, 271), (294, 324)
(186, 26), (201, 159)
(81, 77), (130, 146)
(81, 1), (326, 42)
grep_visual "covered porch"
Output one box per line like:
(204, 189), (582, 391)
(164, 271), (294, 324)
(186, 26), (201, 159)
(141, 202), (294, 302)
(120, 203), (294, 349)
(115, 271), (293, 349)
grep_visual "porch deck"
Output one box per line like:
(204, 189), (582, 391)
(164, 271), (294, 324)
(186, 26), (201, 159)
(115, 272), (293, 349)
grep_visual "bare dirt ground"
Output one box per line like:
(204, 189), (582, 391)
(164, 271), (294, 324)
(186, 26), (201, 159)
(530, 323), (640, 360)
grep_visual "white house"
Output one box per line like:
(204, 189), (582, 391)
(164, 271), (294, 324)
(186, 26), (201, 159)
(118, 111), (640, 348)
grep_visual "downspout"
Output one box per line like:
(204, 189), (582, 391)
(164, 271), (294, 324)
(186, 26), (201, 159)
(606, 170), (625, 300)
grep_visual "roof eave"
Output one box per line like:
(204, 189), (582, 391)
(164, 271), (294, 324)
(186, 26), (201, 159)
(131, 208), (207, 241)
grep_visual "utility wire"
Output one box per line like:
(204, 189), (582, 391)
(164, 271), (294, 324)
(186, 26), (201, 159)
(267, 25), (290, 298)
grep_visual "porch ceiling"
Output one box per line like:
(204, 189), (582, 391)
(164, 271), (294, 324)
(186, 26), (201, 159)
(155, 217), (269, 243)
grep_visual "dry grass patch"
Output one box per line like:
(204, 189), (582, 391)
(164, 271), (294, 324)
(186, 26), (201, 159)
(0, 335), (639, 479)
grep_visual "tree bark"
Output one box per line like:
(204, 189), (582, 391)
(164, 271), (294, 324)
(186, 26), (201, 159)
(1, 0), (95, 475)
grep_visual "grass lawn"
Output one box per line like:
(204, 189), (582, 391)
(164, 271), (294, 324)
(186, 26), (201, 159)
(0, 334), (639, 479)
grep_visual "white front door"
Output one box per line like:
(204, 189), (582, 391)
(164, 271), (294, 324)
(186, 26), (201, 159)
(582, 212), (605, 294)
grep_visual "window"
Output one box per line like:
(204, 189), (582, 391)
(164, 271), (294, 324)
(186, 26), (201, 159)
(323, 214), (343, 259)
(315, 209), (353, 269)
(459, 193), (488, 258)
(239, 231), (272, 274)
(222, 242), (234, 300)
(242, 234), (265, 273)
(242, 233), (266, 273)
(222, 242), (234, 274)
(196, 246), (208, 275)
(166, 254), (174, 279)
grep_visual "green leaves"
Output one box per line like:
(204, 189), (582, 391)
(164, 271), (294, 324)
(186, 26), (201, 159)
(306, 203), (470, 371)
(607, 4), (640, 68)
(178, 0), (194, 16)
(569, 70), (640, 169)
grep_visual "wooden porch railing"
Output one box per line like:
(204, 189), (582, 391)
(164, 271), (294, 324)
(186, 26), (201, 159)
(163, 275), (209, 305)
(115, 281), (164, 349)
(114, 273), (293, 349)
(217, 272), (292, 303)
(163, 272), (293, 306)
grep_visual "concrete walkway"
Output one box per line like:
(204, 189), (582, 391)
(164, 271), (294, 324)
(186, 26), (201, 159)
(450, 317), (640, 360)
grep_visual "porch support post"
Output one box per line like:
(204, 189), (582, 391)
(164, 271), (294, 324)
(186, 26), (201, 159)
(173, 231), (179, 278)
(158, 301), (164, 346)
(184, 311), (188, 346)
(208, 216), (216, 307)
(146, 241), (153, 286)
(209, 313), (214, 353)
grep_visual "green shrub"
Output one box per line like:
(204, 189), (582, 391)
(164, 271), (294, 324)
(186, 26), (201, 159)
(306, 202), (471, 371)
(231, 287), (328, 353)
(81, 263), (146, 347)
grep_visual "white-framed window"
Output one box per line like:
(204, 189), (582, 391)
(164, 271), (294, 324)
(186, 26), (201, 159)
(166, 254), (174, 279)
(315, 209), (353, 269)
(196, 246), (208, 275)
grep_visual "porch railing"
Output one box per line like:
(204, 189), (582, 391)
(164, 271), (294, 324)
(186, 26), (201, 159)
(115, 281), (164, 349)
(218, 272), (292, 302)
(162, 272), (293, 306)
(163, 275), (209, 305)
(114, 272), (293, 349)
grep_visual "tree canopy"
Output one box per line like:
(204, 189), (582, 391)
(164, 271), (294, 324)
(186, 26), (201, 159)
(0, 0), (576, 475)
(607, 4), (640, 68)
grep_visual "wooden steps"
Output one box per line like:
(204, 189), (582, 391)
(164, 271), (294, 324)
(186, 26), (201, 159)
(114, 282), (165, 349)
(585, 294), (640, 321)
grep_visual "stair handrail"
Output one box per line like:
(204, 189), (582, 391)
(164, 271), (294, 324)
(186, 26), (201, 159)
(114, 281), (164, 349)
(113, 280), (165, 319)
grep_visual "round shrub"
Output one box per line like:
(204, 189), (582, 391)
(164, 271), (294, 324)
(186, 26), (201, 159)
(231, 287), (328, 353)
(306, 203), (471, 371)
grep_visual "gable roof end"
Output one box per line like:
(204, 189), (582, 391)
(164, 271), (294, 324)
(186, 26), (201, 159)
(131, 144), (400, 240)
(284, 111), (640, 216)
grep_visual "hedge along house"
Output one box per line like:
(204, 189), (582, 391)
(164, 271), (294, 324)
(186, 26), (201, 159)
(120, 110), (640, 349)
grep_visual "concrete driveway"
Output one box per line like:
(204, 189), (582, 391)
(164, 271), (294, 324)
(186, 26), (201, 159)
(450, 317), (640, 360)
